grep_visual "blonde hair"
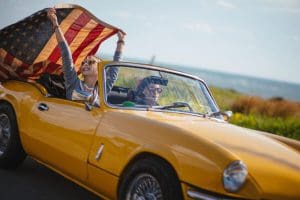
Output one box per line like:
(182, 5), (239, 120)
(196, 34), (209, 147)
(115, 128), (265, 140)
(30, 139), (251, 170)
(86, 55), (102, 63)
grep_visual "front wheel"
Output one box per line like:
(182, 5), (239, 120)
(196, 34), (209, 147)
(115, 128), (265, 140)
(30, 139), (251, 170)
(119, 157), (183, 200)
(126, 173), (163, 199)
(0, 103), (26, 169)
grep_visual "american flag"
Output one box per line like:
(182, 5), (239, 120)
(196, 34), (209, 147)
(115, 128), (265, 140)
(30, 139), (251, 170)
(0, 4), (119, 81)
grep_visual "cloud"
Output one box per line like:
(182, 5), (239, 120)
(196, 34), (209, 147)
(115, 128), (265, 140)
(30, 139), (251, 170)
(291, 35), (300, 41)
(260, 0), (300, 13)
(184, 22), (215, 34)
(112, 10), (148, 20)
(275, 7), (300, 14)
(264, 0), (299, 7)
(222, 26), (255, 39)
(214, 0), (300, 13)
(216, 0), (237, 9)
(113, 11), (134, 18)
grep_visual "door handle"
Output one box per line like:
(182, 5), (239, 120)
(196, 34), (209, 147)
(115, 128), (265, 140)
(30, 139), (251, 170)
(38, 103), (49, 111)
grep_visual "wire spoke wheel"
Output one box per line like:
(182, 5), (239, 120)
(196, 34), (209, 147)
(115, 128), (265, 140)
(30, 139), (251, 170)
(0, 113), (11, 156)
(126, 174), (163, 200)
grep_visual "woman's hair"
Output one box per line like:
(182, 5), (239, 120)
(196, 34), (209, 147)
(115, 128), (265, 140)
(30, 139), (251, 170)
(85, 55), (102, 64)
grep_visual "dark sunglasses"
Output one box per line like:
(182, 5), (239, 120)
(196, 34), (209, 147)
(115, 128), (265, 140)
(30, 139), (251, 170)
(81, 60), (96, 66)
(148, 87), (163, 94)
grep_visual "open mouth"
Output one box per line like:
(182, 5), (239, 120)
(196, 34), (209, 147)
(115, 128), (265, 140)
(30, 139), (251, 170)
(82, 67), (91, 72)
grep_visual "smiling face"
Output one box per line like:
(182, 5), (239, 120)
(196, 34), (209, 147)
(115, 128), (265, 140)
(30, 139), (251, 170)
(80, 56), (99, 77)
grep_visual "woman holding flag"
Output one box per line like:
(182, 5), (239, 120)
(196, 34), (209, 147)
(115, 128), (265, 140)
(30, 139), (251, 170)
(47, 8), (125, 106)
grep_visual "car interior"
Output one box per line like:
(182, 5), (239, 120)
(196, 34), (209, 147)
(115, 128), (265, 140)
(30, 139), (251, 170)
(35, 72), (131, 105)
(36, 73), (66, 99)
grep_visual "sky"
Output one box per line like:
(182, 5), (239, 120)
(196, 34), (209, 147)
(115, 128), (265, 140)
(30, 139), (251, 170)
(0, 0), (300, 84)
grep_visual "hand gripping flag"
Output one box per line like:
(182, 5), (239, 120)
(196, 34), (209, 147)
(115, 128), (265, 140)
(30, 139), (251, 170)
(0, 4), (120, 81)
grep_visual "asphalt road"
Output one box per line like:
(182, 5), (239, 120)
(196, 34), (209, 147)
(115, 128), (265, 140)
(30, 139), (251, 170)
(0, 157), (100, 200)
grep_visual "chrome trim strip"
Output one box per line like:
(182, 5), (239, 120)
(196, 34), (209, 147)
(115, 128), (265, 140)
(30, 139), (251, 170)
(95, 144), (104, 161)
(187, 190), (219, 200)
(102, 63), (220, 116)
(106, 61), (205, 81)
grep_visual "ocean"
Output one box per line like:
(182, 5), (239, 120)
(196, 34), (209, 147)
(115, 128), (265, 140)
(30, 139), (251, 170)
(167, 64), (300, 102)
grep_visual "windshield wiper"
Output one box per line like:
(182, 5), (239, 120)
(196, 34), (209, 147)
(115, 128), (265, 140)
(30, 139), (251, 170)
(206, 110), (233, 119)
(156, 102), (193, 112)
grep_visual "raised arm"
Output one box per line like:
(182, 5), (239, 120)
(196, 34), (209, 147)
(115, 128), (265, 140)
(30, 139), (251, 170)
(106, 31), (126, 93)
(113, 31), (125, 61)
(47, 8), (78, 99)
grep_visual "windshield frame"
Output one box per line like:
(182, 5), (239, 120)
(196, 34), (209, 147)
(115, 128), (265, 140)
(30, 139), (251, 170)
(102, 62), (220, 116)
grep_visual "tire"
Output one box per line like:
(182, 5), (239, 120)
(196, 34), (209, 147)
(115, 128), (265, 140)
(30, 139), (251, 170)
(118, 156), (183, 200)
(0, 103), (26, 169)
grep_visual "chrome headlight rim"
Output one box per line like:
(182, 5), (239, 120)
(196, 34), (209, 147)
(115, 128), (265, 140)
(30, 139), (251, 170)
(223, 160), (248, 193)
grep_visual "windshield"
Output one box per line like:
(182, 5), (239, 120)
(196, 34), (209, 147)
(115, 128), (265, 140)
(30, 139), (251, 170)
(105, 65), (218, 115)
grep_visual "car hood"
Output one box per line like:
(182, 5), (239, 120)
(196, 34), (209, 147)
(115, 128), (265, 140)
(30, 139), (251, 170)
(119, 110), (300, 199)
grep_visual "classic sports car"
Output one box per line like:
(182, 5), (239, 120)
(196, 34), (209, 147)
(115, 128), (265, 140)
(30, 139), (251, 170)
(0, 61), (300, 200)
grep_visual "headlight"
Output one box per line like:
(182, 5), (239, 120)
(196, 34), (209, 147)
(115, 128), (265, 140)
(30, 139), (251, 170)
(223, 160), (248, 192)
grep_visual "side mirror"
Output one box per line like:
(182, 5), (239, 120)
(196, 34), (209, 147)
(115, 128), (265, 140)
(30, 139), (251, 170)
(222, 110), (233, 121)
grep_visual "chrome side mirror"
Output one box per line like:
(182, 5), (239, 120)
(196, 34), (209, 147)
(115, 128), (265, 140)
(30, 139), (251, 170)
(223, 111), (233, 121)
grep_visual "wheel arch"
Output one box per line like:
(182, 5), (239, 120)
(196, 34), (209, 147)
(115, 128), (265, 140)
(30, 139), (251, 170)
(0, 98), (24, 144)
(117, 151), (182, 199)
(0, 82), (36, 146)
(0, 99), (27, 168)
(0, 99), (19, 121)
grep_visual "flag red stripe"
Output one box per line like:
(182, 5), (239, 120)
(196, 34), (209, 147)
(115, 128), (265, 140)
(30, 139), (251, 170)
(1, 52), (21, 78)
(0, 64), (11, 78)
(48, 12), (91, 63)
(88, 29), (118, 56)
(4, 53), (14, 66)
(32, 62), (44, 75)
(26, 62), (46, 79)
(0, 68), (9, 80)
(45, 62), (61, 74)
(21, 63), (30, 69)
(16, 63), (30, 77)
(72, 24), (105, 63)
(1, 50), (31, 78)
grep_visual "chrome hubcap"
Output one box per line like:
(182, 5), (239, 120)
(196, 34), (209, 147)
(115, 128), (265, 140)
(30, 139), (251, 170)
(0, 114), (11, 156)
(126, 174), (163, 200)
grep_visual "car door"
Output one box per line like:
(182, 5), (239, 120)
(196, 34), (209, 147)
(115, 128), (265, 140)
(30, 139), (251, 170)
(22, 96), (102, 182)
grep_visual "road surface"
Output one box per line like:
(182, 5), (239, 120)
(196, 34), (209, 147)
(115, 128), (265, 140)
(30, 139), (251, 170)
(0, 158), (100, 200)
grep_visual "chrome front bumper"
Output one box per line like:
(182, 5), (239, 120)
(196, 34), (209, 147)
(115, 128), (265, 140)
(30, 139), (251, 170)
(187, 189), (238, 200)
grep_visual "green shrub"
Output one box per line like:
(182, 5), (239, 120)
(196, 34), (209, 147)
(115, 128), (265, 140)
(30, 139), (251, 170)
(230, 113), (300, 140)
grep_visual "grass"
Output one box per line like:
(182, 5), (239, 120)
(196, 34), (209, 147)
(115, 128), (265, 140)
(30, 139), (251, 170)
(209, 86), (300, 140)
(209, 86), (241, 111)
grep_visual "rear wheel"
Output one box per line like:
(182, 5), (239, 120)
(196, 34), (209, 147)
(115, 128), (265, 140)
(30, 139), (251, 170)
(0, 103), (26, 169)
(119, 157), (183, 200)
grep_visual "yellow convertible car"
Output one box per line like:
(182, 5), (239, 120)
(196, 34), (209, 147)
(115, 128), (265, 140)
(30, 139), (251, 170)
(0, 61), (300, 200)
